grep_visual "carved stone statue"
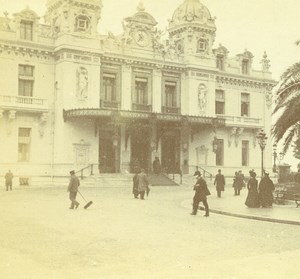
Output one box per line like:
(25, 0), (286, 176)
(198, 83), (207, 111)
(77, 67), (88, 100)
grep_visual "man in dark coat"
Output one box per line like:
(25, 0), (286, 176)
(191, 171), (210, 217)
(137, 169), (150, 200)
(67, 170), (80, 209)
(259, 172), (275, 207)
(5, 170), (13, 191)
(132, 168), (139, 199)
(152, 157), (161, 175)
(233, 170), (245, 196)
(214, 169), (225, 198)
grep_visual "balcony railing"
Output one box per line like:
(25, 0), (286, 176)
(132, 103), (152, 112)
(100, 99), (119, 109)
(216, 114), (262, 126)
(162, 106), (181, 114)
(0, 95), (48, 111)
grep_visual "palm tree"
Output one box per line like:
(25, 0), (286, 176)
(272, 62), (300, 157)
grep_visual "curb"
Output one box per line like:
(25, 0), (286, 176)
(198, 206), (300, 226)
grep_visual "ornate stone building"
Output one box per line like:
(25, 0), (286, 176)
(0, 0), (275, 181)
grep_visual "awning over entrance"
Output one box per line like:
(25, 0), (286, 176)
(63, 108), (225, 127)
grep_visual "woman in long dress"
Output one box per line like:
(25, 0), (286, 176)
(245, 170), (260, 208)
(259, 172), (275, 207)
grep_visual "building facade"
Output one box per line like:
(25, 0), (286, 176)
(0, 0), (275, 182)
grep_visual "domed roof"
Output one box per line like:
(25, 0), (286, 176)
(169, 0), (215, 29)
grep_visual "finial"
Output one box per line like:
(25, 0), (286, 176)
(137, 2), (145, 12)
(260, 51), (270, 72)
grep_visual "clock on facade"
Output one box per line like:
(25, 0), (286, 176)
(134, 30), (149, 47)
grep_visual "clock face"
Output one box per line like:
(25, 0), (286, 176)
(134, 30), (149, 47)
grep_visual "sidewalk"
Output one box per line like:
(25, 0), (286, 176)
(198, 187), (300, 225)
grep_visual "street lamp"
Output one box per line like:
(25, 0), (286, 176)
(272, 143), (285, 173)
(257, 129), (268, 178)
(212, 136), (218, 153)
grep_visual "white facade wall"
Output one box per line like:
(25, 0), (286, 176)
(0, 0), (276, 181)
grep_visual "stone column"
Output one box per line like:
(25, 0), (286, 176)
(121, 61), (132, 110)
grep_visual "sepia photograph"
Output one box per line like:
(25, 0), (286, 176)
(0, 0), (300, 278)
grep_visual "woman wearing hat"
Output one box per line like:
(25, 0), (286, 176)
(245, 170), (260, 208)
(259, 172), (275, 207)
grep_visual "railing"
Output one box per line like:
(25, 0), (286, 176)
(162, 106), (181, 114)
(75, 164), (95, 180)
(216, 115), (261, 126)
(132, 103), (152, 112)
(170, 170), (182, 184)
(0, 95), (48, 109)
(100, 100), (119, 109)
(196, 166), (213, 181)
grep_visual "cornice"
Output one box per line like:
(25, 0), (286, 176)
(216, 73), (276, 89)
(0, 39), (54, 52)
(0, 40), (54, 59)
(101, 54), (185, 72)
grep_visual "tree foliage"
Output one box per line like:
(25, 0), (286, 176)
(272, 62), (300, 157)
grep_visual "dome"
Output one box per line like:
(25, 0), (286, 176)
(169, 0), (215, 29)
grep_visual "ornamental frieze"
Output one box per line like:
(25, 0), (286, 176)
(0, 44), (54, 60)
(216, 75), (275, 93)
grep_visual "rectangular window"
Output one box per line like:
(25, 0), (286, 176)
(165, 81), (177, 107)
(241, 93), (250, 116)
(216, 55), (224, 71)
(215, 90), (225, 114)
(18, 128), (31, 162)
(242, 141), (249, 166)
(216, 139), (224, 166)
(20, 21), (33, 41)
(18, 65), (34, 97)
(242, 59), (249, 74)
(135, 78), (148, 105)
(103, 73), (116, 101)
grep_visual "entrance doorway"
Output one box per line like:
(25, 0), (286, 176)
(99, 130), (119, 173)
(130, 128), (151, 173)
(161, 131), (180, 173)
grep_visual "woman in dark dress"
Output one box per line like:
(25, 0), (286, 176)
(259, 172), (275, 207)
(245, 170), (260, 208)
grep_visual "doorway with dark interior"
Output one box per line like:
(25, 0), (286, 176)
(130, 127), (151, 173)
(161, 130), (180, 174)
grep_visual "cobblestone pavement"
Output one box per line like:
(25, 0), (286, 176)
(0, 186), (300, 279)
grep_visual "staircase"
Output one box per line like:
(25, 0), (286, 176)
(27, 173), (181, 188)
(148, 173), (179, 186)
(80, 173), (133, 188)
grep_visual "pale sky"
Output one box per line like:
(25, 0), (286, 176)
(1, 0), (300, 79)
(1, 0), (300, 169)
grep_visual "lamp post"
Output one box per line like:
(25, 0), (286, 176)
(272, 143), (285, 172)
(112, 133), (119, 173)
(212, 136), (218, 153)
(257, 129), (268, 178)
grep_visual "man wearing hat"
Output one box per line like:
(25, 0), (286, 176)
(67, 170), (80, 209)
(214, 169), (225, 198)
(191, 171), (210, 216)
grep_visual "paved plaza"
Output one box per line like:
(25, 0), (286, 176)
(1, 184), (300, 279)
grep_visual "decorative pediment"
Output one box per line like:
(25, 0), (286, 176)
(213, 44), (229, 57)
(236, 49), (254, 62)
(14, 7), (40, 22)
(125, 3), (157, 27)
